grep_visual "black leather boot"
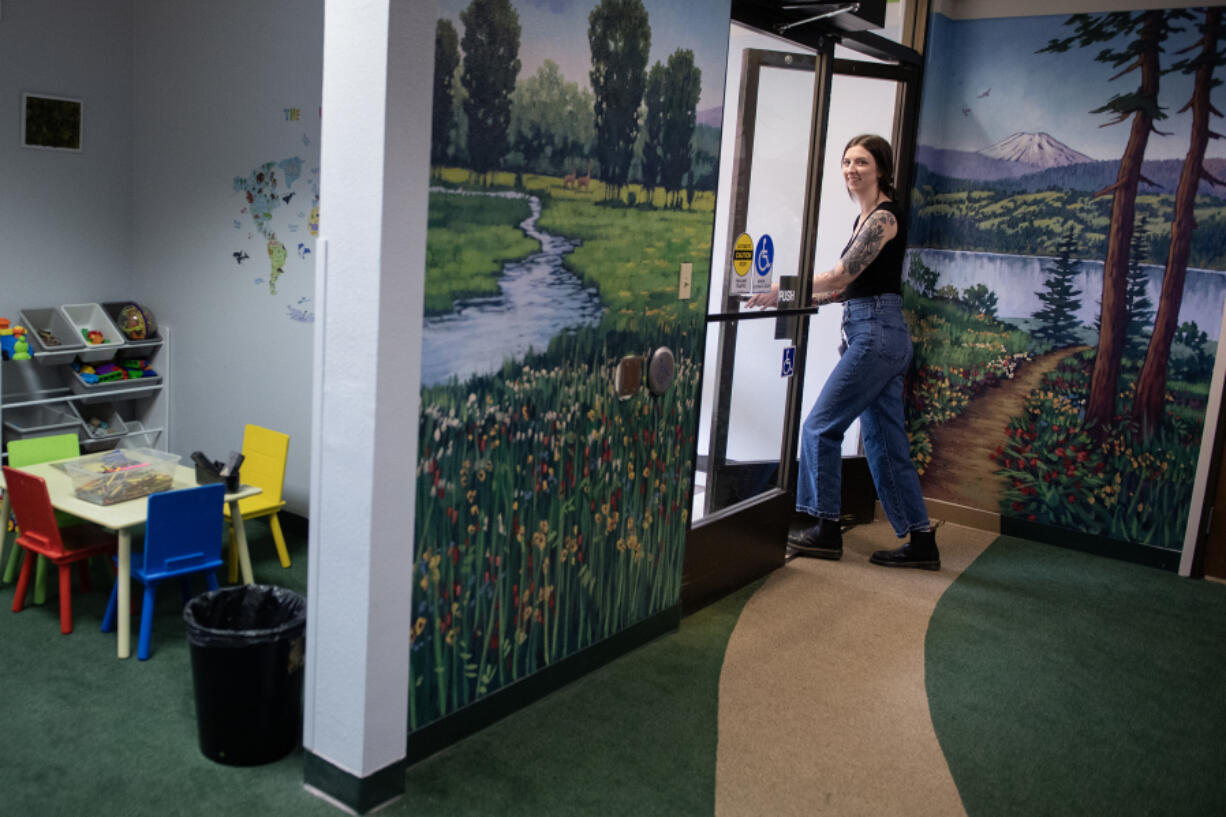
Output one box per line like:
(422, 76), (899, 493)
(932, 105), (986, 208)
(788, 518), (843, 560)
(870, 528), (940, 570)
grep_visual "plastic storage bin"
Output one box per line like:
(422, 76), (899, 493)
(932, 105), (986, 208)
(62, 447), (180, 505)
(59, 303), (125, 361)
(76, 403), (128, 452)
(16, 308), (87, 365)
(68, 360), (162, 402)
(102, 301), (162, 358)
(2, 403), (82, 441)
(183, 585), (307, 766)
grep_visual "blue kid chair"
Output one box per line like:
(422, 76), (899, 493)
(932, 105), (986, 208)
(101, 482), (226, 660)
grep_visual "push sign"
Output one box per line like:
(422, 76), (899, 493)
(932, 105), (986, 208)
(752, 234), (774, 293)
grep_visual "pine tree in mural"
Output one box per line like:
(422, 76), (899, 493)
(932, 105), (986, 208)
(1124, 215), (1155, 364)
(432, 19), (461, 174)
(588, 0), (651, 201)
(640, 62), (666, 205)
(1031, 227), (1084, 349)
(1133, 6), (1225, 436)
(1039, 10), (1184, 435)
(659, 48), (701, 209)
(460, 0), (522, 183)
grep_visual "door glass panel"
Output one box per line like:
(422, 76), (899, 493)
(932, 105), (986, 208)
(799, 73), (901, 459)
(694, 27), (822, 523)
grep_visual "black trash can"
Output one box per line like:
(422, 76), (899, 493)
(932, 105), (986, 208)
(183, 584), (307, 766)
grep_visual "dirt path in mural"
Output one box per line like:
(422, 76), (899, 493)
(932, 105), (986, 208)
(920, 346), (1090, 510)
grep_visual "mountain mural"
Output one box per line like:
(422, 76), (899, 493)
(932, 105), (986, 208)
(977, 132), (1094, 168)
(916, 151), (1226, 197)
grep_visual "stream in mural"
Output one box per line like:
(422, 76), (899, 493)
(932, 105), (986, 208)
(911, 248), (1226, 337)
(421, 190), (604, 385)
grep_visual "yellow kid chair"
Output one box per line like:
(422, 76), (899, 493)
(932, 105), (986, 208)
(225, 424), (291, 582)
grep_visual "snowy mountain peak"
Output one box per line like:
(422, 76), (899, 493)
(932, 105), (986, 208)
(977, 132), (1093, 169)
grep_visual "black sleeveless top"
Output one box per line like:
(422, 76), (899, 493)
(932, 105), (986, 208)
(839, 199), (906, 301)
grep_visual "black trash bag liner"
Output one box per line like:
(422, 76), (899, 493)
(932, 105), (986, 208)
(184, 584), (305, 647)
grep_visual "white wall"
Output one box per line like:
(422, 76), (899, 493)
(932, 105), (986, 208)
(130, 0), (323, 512)
(0, 0), (133, 307)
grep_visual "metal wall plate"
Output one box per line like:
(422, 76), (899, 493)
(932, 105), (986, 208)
(646, 347), (676, 395)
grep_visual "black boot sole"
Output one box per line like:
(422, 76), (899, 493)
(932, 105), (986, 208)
(788, 543), (843, 560)
(869, 555), (940, 570)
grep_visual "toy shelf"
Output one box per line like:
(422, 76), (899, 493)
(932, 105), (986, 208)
(0, 324), (170, 461)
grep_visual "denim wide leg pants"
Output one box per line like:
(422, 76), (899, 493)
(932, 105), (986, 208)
(795, 293), (929, 538)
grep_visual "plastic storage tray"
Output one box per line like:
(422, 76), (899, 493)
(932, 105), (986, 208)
(16, 308), (87, 365)
(77, 402), (129, 452)
(59, 303), (125, 361)
(68, 362), (163, 403)
(2, 403), (83, 441)
(101, 301), (162, 358)
(62, 447), (181, 505)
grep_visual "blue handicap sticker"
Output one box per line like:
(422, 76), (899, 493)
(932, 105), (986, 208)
(781, 346), (795, 378)
(755, 234), (774, 280)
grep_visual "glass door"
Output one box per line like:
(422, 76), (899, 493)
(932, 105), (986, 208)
(683, 21), (922, 610)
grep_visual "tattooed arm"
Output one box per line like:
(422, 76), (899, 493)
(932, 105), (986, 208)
(810, 208), (898, 304)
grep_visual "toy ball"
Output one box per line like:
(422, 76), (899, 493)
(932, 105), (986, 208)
(116, 303), (157, 340)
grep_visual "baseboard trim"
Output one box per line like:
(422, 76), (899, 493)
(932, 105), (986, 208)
(404, 603), (683, 765)
(303, 752), (406, 815)
(914, 497), (1001, 533)
(1000, 515), (1181, 571)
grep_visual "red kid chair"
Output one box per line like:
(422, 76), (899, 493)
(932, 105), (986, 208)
(3, 465), (117, 634)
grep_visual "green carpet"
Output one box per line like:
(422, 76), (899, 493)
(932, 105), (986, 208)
(926, 536), (1226, 817)
(0, 520), (757, 816)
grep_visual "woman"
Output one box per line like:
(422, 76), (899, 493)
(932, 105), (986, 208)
(746, 134), (938, 569)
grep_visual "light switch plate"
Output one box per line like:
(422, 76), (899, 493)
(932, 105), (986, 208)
(679, 262), (692, 300)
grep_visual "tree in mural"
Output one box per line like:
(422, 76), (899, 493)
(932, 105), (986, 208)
(432, 19), (461, 174)
(510, 60), (595, 176)
(1031, 226), (1084, 349)
(659, 49), (701, 209)
(962, 283), (998, 318)
(1124, 214), (1155, 363)
(640, 62), (666, 205)
(1133, 6), (1224, 436)
(588, 0), (651, 201)
(1039, 11), (1180, 436)
(460, 0), (522, 183)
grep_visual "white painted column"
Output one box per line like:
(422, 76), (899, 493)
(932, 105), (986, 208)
(303, 0), (432, 809)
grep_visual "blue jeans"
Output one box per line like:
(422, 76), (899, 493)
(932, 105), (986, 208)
(796, 293), (929, 538)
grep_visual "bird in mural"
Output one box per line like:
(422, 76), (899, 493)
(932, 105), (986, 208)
(978, 88), (990, 98)
(962, 106), (972, 116)
(233, 250), (250, 264)
(283, 192), (295, 204)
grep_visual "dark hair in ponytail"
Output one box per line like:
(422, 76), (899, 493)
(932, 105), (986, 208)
(843, 134), (896, 200)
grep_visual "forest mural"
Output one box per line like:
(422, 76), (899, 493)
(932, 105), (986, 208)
(906, 8), (1226, 554)
(411, 0), (729, 730)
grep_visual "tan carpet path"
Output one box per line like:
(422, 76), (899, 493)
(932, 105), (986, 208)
(714, 520), (996, 817)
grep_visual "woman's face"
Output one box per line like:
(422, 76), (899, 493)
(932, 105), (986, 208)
(842, 145), (879, 197)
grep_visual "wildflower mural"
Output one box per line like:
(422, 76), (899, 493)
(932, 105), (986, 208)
(907, 9), (1226, 555)
(413, 0), (730, 729)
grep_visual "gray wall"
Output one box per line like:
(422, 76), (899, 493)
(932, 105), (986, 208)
(0, 0), (133, 305)
(129, 0), (322, 512)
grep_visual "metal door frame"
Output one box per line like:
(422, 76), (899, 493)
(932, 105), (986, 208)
(682, 18), (924, 612)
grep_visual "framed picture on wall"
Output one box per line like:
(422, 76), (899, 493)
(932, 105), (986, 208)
(22, 93), (83, 151)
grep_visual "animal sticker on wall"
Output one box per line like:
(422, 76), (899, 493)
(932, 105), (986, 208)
(905, 9), (1226, 554)
(229, 108), (321, 322)
(412, 0), (731, 730)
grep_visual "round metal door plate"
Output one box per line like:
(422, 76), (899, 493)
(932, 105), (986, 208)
(646, 346), (675, 395)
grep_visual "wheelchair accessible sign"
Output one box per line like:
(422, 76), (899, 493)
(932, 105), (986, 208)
(752, 234), (774, 293)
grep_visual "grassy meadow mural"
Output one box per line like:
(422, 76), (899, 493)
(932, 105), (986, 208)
(412, 0), (729, 729)
(906, 9), (1226, 553)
